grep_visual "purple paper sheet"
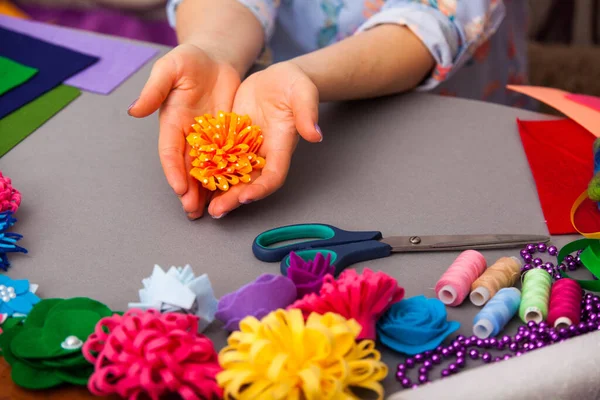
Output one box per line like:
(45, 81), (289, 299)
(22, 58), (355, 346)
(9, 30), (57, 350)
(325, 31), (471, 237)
(0, 15), (159, 95)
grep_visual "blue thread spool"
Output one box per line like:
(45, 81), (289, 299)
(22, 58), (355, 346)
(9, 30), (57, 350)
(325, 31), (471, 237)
(473, 287), (521, 339)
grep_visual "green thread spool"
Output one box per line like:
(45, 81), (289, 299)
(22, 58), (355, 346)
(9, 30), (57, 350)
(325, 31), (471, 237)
(519, 269), (552, 323)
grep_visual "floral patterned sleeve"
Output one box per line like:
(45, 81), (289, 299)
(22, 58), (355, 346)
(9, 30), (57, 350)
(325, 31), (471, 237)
(355, 0), (506, 90)
(166, 0), (279, 40)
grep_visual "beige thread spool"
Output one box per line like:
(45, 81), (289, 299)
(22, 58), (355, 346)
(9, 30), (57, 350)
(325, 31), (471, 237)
(469, 257), (522, 306)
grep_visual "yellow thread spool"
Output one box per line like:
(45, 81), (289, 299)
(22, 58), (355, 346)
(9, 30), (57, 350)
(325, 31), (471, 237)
(469, 257), (522, 306)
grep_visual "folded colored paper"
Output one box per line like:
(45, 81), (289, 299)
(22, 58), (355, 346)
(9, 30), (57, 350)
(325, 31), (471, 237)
(566, 94), (600, 113)
(507, 85), (600, 138)
(0, 27), (97, 120)
(0, 85), (80, 157)
(0, 56), (37, 95)
(0, 15), (159, 94)
(517, 118), (600, 234)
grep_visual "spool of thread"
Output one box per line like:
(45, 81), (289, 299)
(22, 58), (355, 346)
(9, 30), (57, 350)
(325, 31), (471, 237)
(435, 250), (487, 307)
(519, 269), (552, 323)
(473, 287), (521, 339)
(470, 257), (522, 306)
(547, 278), (582, 328)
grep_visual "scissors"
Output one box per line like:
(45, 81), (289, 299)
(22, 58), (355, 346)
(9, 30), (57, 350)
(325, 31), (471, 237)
(252, 223), (550, 276)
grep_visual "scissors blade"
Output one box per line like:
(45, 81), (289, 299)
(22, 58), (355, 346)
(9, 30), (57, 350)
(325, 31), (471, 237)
(382, 234), (550, 252)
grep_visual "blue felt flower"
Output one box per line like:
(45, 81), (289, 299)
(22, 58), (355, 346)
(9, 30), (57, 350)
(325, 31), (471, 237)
(376, 295), (460, 355)
(0, 211), (27, 271)
(0, 275), (40, 316)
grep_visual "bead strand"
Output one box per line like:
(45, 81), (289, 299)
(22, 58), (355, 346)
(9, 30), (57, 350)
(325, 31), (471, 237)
(519, 243), (583, 280)
(395, 285), (599, 389)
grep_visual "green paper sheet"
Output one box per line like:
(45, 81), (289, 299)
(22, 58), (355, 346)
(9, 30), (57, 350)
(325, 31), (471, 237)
(0, 85), (80, 157)
(0, 56), (37, 95)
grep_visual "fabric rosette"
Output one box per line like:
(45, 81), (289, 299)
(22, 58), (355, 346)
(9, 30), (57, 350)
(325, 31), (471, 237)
(377, 295), (460, 355)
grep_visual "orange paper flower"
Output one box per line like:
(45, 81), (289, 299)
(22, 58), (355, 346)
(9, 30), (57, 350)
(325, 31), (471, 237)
(186, 112), (265, 191)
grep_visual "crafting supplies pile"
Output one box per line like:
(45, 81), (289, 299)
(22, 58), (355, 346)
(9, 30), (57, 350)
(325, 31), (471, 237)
(2, 166), (600, 399)
(1, 15), (600, 395)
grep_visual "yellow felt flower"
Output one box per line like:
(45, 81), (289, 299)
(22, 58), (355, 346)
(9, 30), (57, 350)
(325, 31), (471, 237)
(217, 309), (388, 400)
(186, 112), (265, 191)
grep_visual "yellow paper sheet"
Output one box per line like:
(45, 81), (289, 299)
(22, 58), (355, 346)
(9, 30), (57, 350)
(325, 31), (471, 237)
(0, 0), (28, 18)
(507, 85), (600, 138)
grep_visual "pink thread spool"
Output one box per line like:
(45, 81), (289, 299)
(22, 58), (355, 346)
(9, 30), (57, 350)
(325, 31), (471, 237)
(547, 278), (582, 328)
(435, 250), (487, 306)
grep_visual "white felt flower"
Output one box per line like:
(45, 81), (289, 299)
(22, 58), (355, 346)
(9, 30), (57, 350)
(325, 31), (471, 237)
(128, 265), (217, 332)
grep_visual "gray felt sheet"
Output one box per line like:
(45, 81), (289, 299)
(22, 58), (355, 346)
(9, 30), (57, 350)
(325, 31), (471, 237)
(0, 39), (596, 399)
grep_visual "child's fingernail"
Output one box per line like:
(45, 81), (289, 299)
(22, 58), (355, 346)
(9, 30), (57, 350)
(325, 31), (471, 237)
(315, 124), (323, 142)
(211, 212), (227, 219)
(127, 98), (138, 115)
(241, 199), (253, 205)
(187, 211), (203, 220)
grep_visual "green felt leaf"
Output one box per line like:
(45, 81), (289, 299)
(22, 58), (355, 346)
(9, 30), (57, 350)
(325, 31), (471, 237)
(10, 327), (52, 359)
(55, 365), (94, 385)
(12, 309), (100, 359)
(23, 299), (64, 328)
(43, 309), (101, 350)
(11, 361), (64, 390)
(41, 352), (90, 368)
(1, 316), (25, 330)
(9, 297), (112, 360)
(0, 323), (24, 365)
(49, 297), (112, 319)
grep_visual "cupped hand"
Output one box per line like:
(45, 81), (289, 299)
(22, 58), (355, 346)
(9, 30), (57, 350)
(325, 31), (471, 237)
(128, 44), (241, 219)
(207, 61), (323, 218)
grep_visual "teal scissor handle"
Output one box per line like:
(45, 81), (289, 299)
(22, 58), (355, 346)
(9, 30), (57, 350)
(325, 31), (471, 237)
(252, 223), (391, 276)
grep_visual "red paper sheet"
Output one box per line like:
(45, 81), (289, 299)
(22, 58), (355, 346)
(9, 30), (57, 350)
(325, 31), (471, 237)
(517, 119), (600, 234)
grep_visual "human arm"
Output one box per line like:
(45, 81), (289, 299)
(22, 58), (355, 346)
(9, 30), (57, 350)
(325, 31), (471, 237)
(128, 0), (268, 219)
(208, 0), (507, 215)
(172, 0), (265, 77)
(290, 24), (435, 102)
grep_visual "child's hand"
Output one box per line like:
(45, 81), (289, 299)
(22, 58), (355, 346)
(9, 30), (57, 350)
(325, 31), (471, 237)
(207, 62), (323, 218)
(129, 44), (241, 219)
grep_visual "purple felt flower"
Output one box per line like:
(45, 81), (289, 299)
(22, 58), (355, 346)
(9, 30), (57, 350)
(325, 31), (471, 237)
(215, 274), (297, 331)
(287, 252), (335, 299)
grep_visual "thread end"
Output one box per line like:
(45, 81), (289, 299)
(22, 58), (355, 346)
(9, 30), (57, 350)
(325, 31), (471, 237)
(473, 319), (494, 339)
(524, 307), (544, 323)
(470, 287), (490, 306)
(438, 285), (457, 305)
(554, 317), (573, 329)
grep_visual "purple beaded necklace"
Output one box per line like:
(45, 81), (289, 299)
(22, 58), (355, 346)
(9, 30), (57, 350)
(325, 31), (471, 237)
(518, 243), (583, 280)
(395, 242), (594, 389)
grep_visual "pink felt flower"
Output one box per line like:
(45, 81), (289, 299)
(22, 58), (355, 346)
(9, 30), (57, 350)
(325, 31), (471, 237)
(83, 309), (222, 400)
(0, 172), (21, 214)
(289, 268), (405, 340)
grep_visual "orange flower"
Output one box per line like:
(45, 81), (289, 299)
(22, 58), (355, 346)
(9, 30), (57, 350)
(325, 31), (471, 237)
(186, 112), (266, 191)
